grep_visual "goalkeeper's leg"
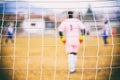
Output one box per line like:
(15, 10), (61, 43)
(68, 52), (77, 73)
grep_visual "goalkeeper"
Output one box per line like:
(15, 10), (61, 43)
(58, 11), (86, 73)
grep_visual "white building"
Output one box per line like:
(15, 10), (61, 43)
(22, 14), (45, 34)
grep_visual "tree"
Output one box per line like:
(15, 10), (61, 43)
(84, 5), (94, 21)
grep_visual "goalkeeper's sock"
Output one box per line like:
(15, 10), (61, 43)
(74, 55), (77, 68)
(68, 53), (77, 73)
(68, 54), (74, 72)
(71, 52), (77, 69)
(73, 53), (77, 72)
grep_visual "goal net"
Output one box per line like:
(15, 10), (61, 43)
(0, 0), (120, 80)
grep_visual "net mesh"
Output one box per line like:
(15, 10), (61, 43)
(0, 0), (120, 80)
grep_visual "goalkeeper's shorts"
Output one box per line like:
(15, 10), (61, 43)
(66, 44), (79, 53)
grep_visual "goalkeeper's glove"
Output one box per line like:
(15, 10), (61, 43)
(60, 36), (66, 44)
(79, 35), (85, 43)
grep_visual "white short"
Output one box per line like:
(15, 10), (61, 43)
(66, 44), (79, 53)
(65, 38), (80, 53)
(66, 39), (80, 53)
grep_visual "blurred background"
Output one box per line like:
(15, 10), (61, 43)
(0, 0), (120, 36)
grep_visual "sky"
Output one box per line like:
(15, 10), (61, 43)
(1, 0), (120, 14)
(21, 0), (120, 13)
(3, 0), (119, 9)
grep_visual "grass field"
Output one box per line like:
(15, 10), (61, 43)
(0, 36), (120, 80)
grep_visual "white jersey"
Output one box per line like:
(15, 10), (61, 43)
(58, 18), (85, 53)
(7, 26), (14, 34)
(58, 18), (85, 45)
